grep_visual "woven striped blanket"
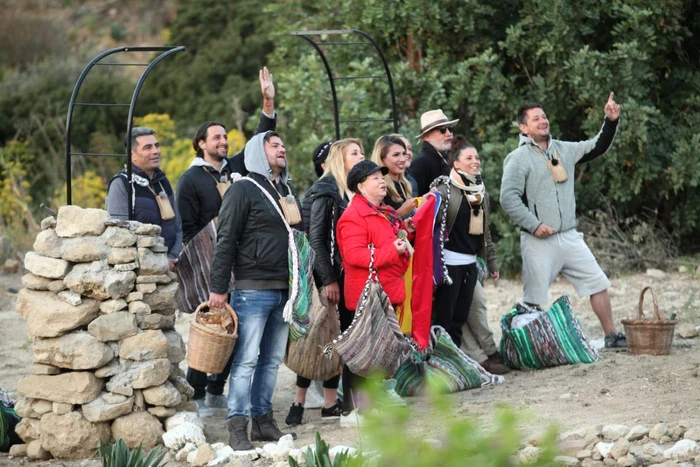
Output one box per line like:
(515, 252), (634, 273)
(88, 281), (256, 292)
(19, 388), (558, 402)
(499, 295), (600, 370)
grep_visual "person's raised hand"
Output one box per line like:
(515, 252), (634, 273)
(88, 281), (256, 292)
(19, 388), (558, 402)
(259, 67), (275, 100)
(534, 223), (555, 238)
(604, 92), (620, 121)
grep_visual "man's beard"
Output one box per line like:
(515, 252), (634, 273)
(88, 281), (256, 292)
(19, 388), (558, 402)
(434, 141), (451, 152)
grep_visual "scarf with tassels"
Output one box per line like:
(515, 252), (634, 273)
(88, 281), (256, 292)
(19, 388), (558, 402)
(450, 169), (485, 206)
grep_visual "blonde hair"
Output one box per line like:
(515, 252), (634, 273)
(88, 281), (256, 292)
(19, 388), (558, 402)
(322, 138), (364, 199)
(371, 135), (412, 203)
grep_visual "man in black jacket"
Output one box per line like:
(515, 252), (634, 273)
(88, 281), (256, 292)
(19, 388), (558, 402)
(410, 109), (459, 195)
(176, 69), (277, 417)
(208, 131), (299, 451)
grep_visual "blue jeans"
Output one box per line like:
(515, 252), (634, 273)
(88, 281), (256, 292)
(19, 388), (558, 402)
(227, 289), (289, 418)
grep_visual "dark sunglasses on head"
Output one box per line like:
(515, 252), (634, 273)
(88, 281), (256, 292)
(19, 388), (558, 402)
(438, 125), (455, 134)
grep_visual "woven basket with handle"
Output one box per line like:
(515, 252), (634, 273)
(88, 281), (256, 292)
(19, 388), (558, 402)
(187, 302), (238, 373)
(621, 286), (676, 356)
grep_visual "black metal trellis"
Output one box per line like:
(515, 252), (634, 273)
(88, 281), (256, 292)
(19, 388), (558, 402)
(65, 46), (185, 219)
(290, 29), (398, 140)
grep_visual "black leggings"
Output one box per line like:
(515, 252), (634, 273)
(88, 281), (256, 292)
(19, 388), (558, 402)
(296, 374), (340, 389)
(432, 263), (478, 348)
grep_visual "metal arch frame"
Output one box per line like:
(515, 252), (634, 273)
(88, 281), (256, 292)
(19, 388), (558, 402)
(290, 29), (398, 140)
(65, 46), (185, 219)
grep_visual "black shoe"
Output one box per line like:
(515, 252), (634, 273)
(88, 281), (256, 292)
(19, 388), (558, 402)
(604, 332), (627, 351)
(487, 352), (507, 365)
(285, 403), (304, 426)
(251, 410), (297, 441)
(226, 416), (255, 451)
(321, 401), (343, 420)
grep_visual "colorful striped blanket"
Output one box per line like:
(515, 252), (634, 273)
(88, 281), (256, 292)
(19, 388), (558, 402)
(499, 295), (600, 370)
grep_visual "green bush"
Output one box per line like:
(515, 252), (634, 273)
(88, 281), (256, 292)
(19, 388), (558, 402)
(98, 439), (167, 467)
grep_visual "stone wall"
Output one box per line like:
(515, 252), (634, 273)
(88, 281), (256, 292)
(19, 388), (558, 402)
(12, 206), (194, 460)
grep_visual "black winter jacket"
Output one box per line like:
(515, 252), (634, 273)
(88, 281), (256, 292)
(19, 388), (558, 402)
(301, 174), (347, 287)
(209, 172), (302, 293)
(411, 141), (450, 196)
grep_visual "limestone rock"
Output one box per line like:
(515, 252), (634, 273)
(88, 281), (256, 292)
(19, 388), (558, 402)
(143, 281), (179, 313)
(29, 364), (60, 375)
(114, 261), (138, 272)
(41, 216), (56, 230)
(134, 389), (145, 410)
(553, 456), (579, 466)
(111, 411), (164, 449)
(30, 399), (53, 416)
(26, 440), (51, 460)
(16, 289), (100, 338)
(136, 283), (157, 294)
(82, 393), (134, 422)
(57, 290), (82, 306)
(134, 224), (161, 235)
(47, 280), (67, 292)
(151, 244), (168, 253)
(519, 446), (541, 464)
(137, 313), (175, 330)
(650, 423), (670, 440)
(611, 438), (630, 460)
(95, 360), (120, 378)
(63, 262), (108, 299)
(15, 417), (41, 442)
(17, 372), (102, 404)
(684, 426), (700, 441)
(646, 268), (666, 278)
(176, 443), (198, 461)
(22, 273), (52, 290)
(9, 443), (28, 457)
(108, 247), (138, 265)
(102, 226), (137, 247)
(169, 376), (195, 402)
(165, 412), (205, 432)
(40, 411), (111, 459)
(148, 406), (176, 418)
(126, 291), (143, 302)
(602, 425), (629, 441)
(62, 237), (109, 262)
(128, 300), (151, 315)
(103, 270), (137, 299)
(677, 323), (698, 339)
(13, 397), (39, 418)
(106, 358), (170, 392)
(138, 249), (169, 275)
(191, 443), (216, 466)
(33, 331), (114, 370)
(53, 402), (73, 415)
(119, 330), (168, 361)
(626, 425), (649, 441)
(102, 393), (127, 404)
(137, 236), (159, 248)
(162, 422), (206, 451)
(164, 330), (186, 363)
(55, 205), (109, 237)
(616, 455), (636, 466)
(100, 298), (127, 313)
(142, 381), (182, 407)
(88, 312), (138, 342)
(33, 229), (62, 258)
(596, 442), (614, 458)
(644, 442), (664, 456)
(664, 440), (699, 462)
(24, 252), (70, 279)
(136, 274), (171, 284)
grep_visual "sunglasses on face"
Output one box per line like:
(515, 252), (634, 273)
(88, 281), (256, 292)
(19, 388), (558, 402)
(438, 125), (455, 134)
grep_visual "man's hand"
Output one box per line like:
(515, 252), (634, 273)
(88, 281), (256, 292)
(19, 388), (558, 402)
(168, 258), (178, 272)
(490, 271), (500, 281)
(260, 67), (275, 101)
(323, 282), (340, 304)
(208, 292), (228, 309)
(534, 223), (555, 238)
(604, 92), (620, 121)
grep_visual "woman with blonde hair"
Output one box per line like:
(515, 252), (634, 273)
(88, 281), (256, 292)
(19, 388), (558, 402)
(286, 138), (364, 427)
(371, 135), (417, 217)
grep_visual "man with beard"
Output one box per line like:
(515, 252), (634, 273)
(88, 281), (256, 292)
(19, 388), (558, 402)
(500, 93), (625, 349)
(176, 68), (277, 416)
(410, 109), (458, 195)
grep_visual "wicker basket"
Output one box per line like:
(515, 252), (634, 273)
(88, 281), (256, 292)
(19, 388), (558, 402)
(621, 286), (676, 356)
(187, 302), (238, 373)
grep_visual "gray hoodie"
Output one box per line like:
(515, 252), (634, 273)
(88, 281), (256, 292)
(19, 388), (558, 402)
(244, 131), (290, 184)
(500, 118), (619, 234)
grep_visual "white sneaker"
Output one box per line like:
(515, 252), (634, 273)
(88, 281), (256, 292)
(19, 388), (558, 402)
(194, 399), (214, 417)
(205, 392), (228, 412)
(381, 379), (407, 407)
(304, 382), (324, 409)
(339, 409), (366, 428)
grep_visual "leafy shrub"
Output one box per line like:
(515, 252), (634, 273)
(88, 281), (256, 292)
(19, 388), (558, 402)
(98, 439), (167, 467)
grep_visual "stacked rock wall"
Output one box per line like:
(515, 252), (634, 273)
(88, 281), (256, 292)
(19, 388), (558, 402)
(13, 206), (194, 460)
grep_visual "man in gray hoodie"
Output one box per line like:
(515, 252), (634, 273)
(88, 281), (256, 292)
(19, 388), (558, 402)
(500, 92), (626, 349)
(208, 131), (300, 450)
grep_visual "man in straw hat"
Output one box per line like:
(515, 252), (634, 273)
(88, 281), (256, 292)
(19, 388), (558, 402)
(410, 109), (459, 195)
(500, 92), (626, 350)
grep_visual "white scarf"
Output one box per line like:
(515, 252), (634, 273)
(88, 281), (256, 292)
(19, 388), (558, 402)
(449, 168), (485, 205)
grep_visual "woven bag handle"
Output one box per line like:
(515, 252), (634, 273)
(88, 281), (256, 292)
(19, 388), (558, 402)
(195, 301), (239, 337)
(637, 286), (664, 321)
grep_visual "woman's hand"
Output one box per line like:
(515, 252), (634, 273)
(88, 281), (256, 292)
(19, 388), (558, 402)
(397, 197), (417, 217)
(490, 271), (500, 281)
(404, 217), (416, 233)
(323, 282), (340, 304)
(208, 292), (228, 309)
(394, 238), (408, 254)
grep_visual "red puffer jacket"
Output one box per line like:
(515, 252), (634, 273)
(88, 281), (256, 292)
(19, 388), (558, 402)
(337, 194), (411, 310)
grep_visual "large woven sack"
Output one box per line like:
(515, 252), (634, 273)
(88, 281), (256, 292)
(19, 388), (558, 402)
(287, 229), (313, 340)
(0, 389), (21, 453)
(285, 286), (343, 381)
(326, 278), (411, 378)
(499, 295), (600, 370)
(395, 326), (504, 396)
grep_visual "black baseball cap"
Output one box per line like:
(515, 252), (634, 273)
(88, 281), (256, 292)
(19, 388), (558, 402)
(312, 141), (333, 177)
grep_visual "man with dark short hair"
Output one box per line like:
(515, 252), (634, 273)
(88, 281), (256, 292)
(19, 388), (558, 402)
(106, 126), (182, 271)
(500, 92), (625, 349)
(410, 109), (459, 195)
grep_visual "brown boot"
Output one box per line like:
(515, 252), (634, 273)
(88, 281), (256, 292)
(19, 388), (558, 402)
(480, 359), (511, 375)
(488, 352), (507, 365)
(251, 410), (297, 441)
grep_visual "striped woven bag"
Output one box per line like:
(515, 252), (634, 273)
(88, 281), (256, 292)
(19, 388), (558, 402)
(499, 295), (600, 370)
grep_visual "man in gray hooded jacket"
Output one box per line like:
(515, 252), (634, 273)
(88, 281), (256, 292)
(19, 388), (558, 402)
(500, 92), (626, 349)
(208, 131), (300, 450)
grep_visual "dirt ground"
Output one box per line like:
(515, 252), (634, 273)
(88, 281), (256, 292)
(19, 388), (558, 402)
(1, 268), (699, 466)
